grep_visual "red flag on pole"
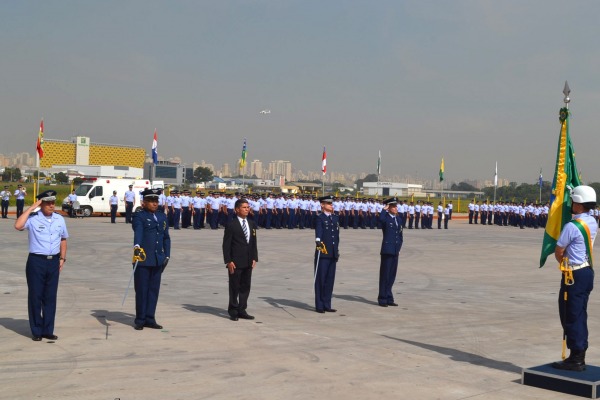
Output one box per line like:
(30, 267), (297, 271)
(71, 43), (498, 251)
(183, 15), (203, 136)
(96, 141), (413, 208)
(321, 146), (327, 175)
(36, 120), (44, 158)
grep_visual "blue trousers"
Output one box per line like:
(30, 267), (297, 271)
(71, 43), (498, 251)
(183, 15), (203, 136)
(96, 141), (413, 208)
(559, 267), (594, 351)
(378, 254), (398, 305)
(16, 199), (25, 218)
(26, 254), (60, 337)
(265, 209), (273, 229)
(173, 208), (181, 229)
(125, 201), (134, 223)
(314, 257), (337, 311)
(134, 265), (162, 326)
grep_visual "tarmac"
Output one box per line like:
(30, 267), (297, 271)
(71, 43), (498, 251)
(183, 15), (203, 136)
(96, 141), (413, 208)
(0, 212), (594, 400)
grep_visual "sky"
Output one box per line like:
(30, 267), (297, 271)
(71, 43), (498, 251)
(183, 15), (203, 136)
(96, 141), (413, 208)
(1, 1), (600, 184)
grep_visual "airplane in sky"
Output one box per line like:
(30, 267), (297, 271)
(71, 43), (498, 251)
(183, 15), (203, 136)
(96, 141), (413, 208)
(259, 109), (271, 114)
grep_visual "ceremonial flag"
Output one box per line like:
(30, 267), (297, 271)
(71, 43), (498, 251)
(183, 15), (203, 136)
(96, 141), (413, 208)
(540, 106), (581, 267)
(377, 150), (381, 176)
(36, 119), (44, 158)
(322, 146), (327, 175)
(439, 158), (444, 182)
(151, 129), (158, 165)
(239, 138), (247, 169)
(494, 162), (498, 187)
(539, 168), (543, 188)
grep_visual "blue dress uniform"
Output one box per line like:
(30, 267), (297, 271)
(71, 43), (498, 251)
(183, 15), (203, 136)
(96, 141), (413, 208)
(378, 198), (403, 307)
(314, 196), (340, 313)
(16, 190), (68, 340)
(132, 189), (171, 330)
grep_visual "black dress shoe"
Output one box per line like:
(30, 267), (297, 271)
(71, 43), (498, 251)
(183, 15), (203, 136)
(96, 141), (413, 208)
(134, 325), (144, 330)
(388, 303), (399, 307)
(378, 304), (388, 307)
(316, 309), (325, 313)
(32, 336), (42, 341)
(230, 316), (239, 321)
(144, 323), (163, 329)
(324, 308), (337, 312)
(238, 313), (255, 320)
(42, 334), (58, 340)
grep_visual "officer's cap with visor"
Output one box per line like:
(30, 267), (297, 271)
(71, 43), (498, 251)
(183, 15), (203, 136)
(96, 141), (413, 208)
(383, 197), (398, 206)
(141, 189), (161, 199)
(319, 195), (333, 203)
(37, 190), (57, 202)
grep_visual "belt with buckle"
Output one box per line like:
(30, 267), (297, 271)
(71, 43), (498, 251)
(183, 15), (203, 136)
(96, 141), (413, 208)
(30, 253), (60, 260)
(569, 262), (590, 271)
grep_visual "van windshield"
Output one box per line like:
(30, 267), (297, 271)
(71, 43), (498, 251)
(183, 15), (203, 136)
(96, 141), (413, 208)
(74, 184), (93, 196)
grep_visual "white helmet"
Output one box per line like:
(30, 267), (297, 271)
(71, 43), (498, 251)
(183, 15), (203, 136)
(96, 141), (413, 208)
(571, 185), (596, 203)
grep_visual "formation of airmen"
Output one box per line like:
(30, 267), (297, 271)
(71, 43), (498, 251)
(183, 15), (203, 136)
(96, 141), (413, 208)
(150, 190), (455, 230)
(467, 200), (552, 229)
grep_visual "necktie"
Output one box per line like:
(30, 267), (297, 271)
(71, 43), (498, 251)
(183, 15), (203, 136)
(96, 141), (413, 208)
(242, 219), (249, 243)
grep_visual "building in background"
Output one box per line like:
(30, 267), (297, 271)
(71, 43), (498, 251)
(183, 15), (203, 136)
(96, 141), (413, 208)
(363, 181), (424, 197)
(250, 160), (263, 179)
(40, 136), (145, 169)
(267, 160), (292, 182)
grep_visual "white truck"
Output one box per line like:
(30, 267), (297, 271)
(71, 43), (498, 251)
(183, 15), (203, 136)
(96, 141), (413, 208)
(64, 178), (165, 217)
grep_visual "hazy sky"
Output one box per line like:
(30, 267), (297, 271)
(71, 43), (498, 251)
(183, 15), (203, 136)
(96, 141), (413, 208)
(2, 1), (600, 183)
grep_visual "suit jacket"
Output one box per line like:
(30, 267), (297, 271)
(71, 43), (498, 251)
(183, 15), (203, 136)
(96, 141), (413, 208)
(315, 212), (339, 260)
(379, 210), (403, 256)
(223, 217), (258, 269)
(132, 209), (171, 267)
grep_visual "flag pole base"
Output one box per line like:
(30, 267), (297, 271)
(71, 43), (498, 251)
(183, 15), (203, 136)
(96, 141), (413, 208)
(522, 363), (600, 398)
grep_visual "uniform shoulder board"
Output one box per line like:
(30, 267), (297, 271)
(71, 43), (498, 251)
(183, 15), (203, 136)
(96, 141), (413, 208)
(29, 211), (39, 217)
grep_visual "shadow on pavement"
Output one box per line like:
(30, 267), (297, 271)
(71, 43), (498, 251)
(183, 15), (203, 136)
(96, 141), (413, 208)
(383, 336), (521, 374)
(0, 317), (30, 338)
(181, 304), (230, 320)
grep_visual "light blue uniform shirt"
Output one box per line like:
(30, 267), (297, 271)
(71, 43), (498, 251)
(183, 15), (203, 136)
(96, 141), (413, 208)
(557, 213), (598, 265)
(124, 190), (136, 202)
(24, 212), (69, 255)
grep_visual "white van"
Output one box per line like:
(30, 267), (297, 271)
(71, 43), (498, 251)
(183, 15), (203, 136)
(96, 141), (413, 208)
(68, 178), (156, 217)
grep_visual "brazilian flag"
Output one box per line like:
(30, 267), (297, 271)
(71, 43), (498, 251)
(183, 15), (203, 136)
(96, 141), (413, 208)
(539, 106), (581, 267)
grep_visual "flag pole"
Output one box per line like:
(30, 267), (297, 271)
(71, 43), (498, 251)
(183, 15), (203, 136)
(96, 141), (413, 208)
(321, 146), (326, 196)
(493, 161), (497, 206)
(539, 168), (542, 204)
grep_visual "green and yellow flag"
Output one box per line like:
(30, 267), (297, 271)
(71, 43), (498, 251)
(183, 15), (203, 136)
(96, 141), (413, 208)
(540, 106), (581, 267)
(239, 138), (247, 170)
(439, 158), (444, 182)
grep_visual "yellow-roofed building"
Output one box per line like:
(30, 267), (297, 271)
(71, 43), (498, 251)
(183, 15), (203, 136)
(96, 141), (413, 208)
(40, 136), (145, 169)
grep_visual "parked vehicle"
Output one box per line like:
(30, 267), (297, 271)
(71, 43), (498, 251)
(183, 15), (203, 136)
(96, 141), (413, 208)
(63, 178), (163, 217)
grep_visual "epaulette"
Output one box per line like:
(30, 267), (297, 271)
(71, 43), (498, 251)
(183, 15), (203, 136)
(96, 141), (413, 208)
(29, 211), (39, 217)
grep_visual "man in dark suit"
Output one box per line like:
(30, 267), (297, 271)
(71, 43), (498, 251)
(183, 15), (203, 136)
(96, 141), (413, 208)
(223, 198), (258, 321)
(132, 189), (171, 330)
(378, 197), (404, 307)
(314, 195), (340, 313)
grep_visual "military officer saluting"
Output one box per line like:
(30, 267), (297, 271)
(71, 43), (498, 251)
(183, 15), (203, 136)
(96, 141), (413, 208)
(314, 195), (340, 313)
(378, 197), (403, 307)
(14, 190), (68, 341)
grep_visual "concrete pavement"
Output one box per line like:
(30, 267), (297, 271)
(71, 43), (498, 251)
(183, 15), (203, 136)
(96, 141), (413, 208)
(0, 215), (591, 399)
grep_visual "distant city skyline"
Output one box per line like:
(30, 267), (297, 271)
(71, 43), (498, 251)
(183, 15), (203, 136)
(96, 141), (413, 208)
(0, 148), (514, 190)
